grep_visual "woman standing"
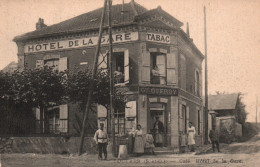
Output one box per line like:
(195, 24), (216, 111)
(187, 122), (196, 152)
(133, 124), (144, 155)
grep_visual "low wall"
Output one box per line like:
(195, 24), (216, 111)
(0, 137), (107, 154)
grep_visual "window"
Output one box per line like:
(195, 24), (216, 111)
(195, 70), (200, 96)
(98, 50), (129, 84)
(48, 108), (60, 134)
(44, 59), (59, 70)
(115, 113), (125, 135)
(198, 110), (201, 135)
(150, 52), (166, 85)
(182, 105), (187, 132)
(114, 52), (125, 84)
(180, 54), (186, 90)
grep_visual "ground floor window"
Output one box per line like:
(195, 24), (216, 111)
(198, 110), (201, 135)
(115, 113), (125, 135)
(182, 105), (187, 133)
(48, 108), (60, 134)
(35, 104), (68, 134)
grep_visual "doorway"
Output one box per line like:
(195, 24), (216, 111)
(149, 103), (167, 147)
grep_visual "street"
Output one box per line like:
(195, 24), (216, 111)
(1, 134), (260, 167)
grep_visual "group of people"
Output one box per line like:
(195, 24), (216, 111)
(94, 120), (220, 160)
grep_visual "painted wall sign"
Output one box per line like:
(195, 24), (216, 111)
(24, 32), (138, 53)
(139, 86), (178, 96)
(146, 33), (170, 44)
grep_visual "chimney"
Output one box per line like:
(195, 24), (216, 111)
(186, 22), (190, 37)
(36, 18), (47, 30)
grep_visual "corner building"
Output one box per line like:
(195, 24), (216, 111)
(13, 0), (204, 150)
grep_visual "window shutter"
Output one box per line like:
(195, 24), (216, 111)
(124, 50), (129, 84)
(35, 108), (40, 120)
(59, 57), (67, 71)
(166, 52), (177, 85)
(186, 106), (190, 131)
(141, 52), (150, 82)
(59, 104), (68, 133)
(36, 60), (44, 68)
(97, 104), (107, 118)
(98, 52), (108, 70)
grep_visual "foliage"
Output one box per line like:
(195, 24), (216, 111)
(235, 93), (247, 125)
(0, 72), (13, 105)
(238, 122), (260, 142)
(67, 68), (126, 111)
(10, 67), (67, 107)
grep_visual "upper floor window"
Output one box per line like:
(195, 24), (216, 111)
(150, 52), (166, 85)
(98, 50), (129, 85)
(180, 54), (186, 90)
(195, 69), (201, 97)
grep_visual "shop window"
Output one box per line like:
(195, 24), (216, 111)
(150, 53), (166, 85)
(198, 110), (201, 135)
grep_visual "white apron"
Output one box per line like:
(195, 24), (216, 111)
(187, 126), (196, 145)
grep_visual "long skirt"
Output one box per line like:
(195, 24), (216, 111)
(155, 133), (163, 144)
(134, 136), (144, 153)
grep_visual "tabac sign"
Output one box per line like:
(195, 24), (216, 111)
(24, 32), (138, 53)
(139, 86), (178, 96)
(146, 33), (170, 44)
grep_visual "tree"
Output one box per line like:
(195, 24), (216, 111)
(235, 93), (247, 125)
(67, 68), (126, 134)
(10, 66), (67, 133)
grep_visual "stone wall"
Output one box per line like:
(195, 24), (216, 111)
(0, 137), (101, 154)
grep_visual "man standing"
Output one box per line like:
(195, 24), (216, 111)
(94, 123), (108, 160)
(153, 116), (164, 147)
(187, 122), (196, 152)
(209, 126), (220, 152)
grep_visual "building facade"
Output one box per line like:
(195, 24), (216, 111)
(13, 0), (204, 149)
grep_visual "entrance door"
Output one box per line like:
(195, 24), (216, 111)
(149, 103), (167, 147)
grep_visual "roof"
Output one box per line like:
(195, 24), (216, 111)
(1, 61), (18, 73)
(13, 1), (147, 42)
(207, 94), (239, 111)
(13, 1), (186, 42)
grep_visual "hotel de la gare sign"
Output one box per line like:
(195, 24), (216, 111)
(24, 32), (171, 53)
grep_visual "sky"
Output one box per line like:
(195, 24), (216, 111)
(0, 0), (259, 122)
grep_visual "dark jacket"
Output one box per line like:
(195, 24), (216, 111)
(209, 129), (219, 141)
(153, 120), (164, 133)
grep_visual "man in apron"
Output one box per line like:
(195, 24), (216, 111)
(187, 122), (196, 152)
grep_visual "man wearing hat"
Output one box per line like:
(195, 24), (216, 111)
(209, 126), (220, 152)
(153, 116), (164, 147)
(94, 123), (108, 160)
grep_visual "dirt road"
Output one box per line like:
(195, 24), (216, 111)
(1, 134), (260, 167)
